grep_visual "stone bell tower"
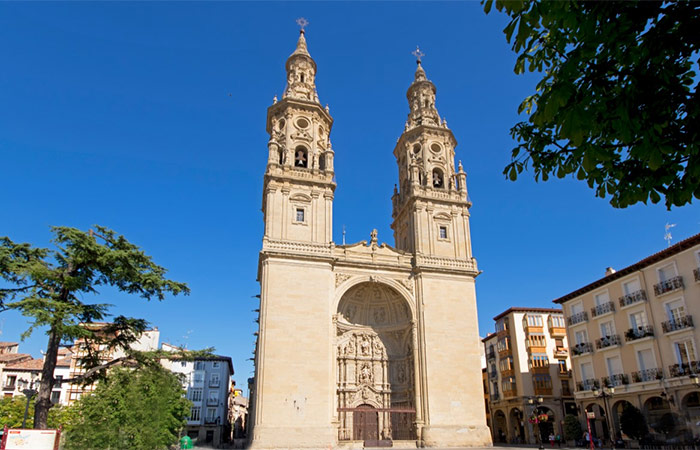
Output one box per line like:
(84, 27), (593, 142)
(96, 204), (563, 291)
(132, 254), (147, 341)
(262, 27), (335, 245)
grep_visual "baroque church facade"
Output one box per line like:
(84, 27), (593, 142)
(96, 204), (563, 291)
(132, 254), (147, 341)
(249, 29), (491, 449)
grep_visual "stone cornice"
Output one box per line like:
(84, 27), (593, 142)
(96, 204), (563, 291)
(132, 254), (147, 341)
(266, 98), (332, 134)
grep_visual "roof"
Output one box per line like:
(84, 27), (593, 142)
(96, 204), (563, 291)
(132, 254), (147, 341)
(0, 342), (18, 348)
(6, 358), (44, 371)
(56, 356), (72, 368)
(493, 307), (563, 321)
(196, 355), (234, 375)
(481, 333), (498, 343)
(0, 353), (32, 364)
(553, 232), (700, 304)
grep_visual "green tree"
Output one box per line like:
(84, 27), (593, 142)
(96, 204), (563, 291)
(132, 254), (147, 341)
(63, 366), (192, 450)
(0, 396), (79, 430)
(484, 0), (700, 209)
(619, 404), (648, 440)
(563, 414), (582, 442)
(0, 226), (189, 429)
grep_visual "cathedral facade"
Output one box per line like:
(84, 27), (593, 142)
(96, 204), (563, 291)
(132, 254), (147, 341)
(249, 29), (491, 449)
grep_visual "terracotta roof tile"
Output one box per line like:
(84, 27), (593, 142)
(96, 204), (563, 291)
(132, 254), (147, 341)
(6, 358), (44, 371)
(56, 357), (72, 367)
(0, 353), (32, 364)
(0, 342), (18, 347)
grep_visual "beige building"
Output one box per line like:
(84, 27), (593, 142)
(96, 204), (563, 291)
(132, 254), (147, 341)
(554, 233), (700, 444)
(483, 307), (575, 444)
(249, 29), (490, 449)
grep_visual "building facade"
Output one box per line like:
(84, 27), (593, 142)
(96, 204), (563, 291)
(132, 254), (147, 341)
(554, 234), (700, 444)
(249, 29), (490, 449)
(483, 307), (575, 444)
(1, 348), (71, 405)
(164, 346), (234, 448)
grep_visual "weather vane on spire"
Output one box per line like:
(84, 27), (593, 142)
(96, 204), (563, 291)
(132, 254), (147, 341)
(296, 17), (309, 32)
(412, 46), (425, 63)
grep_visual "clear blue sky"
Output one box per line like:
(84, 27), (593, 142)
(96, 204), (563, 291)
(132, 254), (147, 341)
(1, 2), (698, 394)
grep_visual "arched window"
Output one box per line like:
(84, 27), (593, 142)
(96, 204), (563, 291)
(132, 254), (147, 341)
(432, 169), (444, 188)
(319, 154), (326, 170)
(294, 146), (308, 168)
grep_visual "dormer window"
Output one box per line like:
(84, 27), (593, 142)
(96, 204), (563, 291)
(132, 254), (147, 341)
(432, 169), (444, 188)
(294, 146), (308, 168)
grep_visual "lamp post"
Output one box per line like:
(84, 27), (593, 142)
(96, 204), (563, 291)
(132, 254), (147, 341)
(21, 381), (38, 429)
(527, 395), (544, 446)
(690, 373), (700, 387)
(592, 384), (615, 447)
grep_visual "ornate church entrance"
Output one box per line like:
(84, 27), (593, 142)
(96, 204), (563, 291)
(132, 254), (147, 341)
(335, 281), (417, 444)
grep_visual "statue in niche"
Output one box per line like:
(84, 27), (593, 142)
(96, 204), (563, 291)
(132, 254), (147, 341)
(359, 363), (373, 384)
(397, 365), (406, 383)
(360, 336), (371, 356)
(346, 340), (355, 356)
(373, 339), (383, 357)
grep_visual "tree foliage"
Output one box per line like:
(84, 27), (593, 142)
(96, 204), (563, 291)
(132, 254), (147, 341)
(563, 414), (583, 441)
(620, 403), (648, 440)
(0, 396), (79, 430)
(484, 0), (700, 209)
(63, 366), (191, 450)
(0, 226), (189, 428)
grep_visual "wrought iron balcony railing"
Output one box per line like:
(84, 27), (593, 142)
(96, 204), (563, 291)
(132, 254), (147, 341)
(567, 311), (588, 326)
(571, 342), (594, 356)
(662, 315), (694, 333)
(602, 373), (629, 387)
(576, 378), (599, 391)
(669, 361), (700, 377)
(631, 368), (663, 383)
(596, 334), (622, 349)
(625, 325), (654, 341)
(619, 289), (647, 307)
(487, 349), (496, 360)
(654, 276), (684, 296)
(592, 301), (615, 317)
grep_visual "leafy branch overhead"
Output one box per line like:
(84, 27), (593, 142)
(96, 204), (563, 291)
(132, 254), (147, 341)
(0, 226), (190, 429)
(484, 0), (700, 209)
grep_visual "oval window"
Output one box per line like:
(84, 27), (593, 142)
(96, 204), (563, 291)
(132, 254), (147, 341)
(277, 119), (286, 131)
(431, 143), (441, 153)
(412, 143), (421, 154)
(296, 118), (309, 129)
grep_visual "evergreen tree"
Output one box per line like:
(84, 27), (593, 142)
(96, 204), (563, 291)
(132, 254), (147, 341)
(620, 404), (648, 440)
(563, 414), (582, 442)
(0, 226), (189, 428)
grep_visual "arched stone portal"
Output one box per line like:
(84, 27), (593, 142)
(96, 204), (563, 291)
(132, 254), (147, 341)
(335, 281), (415, 442)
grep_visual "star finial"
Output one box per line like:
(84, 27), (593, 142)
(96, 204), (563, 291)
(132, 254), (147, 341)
(412, 46), (425, 64)
(296, 17), (309, 33)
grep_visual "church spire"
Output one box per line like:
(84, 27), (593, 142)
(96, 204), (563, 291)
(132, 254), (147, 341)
(283, 20), (319, 103)
(405, 50), (441, 130)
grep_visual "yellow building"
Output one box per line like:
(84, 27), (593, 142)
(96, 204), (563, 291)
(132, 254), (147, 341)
(554, 233), (700, 445)
(483, 307), (575, 444)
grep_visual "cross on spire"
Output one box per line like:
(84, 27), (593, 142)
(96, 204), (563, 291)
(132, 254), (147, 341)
(412, 46), (425, 63)
(296, 17), (309, 32)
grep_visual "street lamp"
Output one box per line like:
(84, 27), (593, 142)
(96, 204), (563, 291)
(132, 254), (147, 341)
(690, 374), (700, 387)
(527, 396), (545, 446)
(592, 384), (615, 446)
(21, 381), (38, 429)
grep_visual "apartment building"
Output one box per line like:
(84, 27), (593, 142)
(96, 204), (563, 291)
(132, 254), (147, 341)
(163, 343), (234, 447)
(1, 349), (72, 404)
(483, 307), (576, 444)
(554, 233), (700, 444)
(66, 324), (160, 403)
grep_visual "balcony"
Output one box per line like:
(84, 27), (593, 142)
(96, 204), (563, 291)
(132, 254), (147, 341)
(534, 386), (553, 396)
(527, 340), (547, 353)
(559, 369), (573, 378)
(531, 364), (550, 374)
(496, 328), (510, 337)
(567, 311), (588, 326)
(3, 383), (15, 391)
(654, 276), (684, 296)
(501, 368), (514, 378)
(487, 349), (496, 360)
(576, 378), (599, 391)
(619, 289), (647, 308)
(662, 315), (694, 333)
(503, 387), (518, 398)
(695, 268), (700, 283)
(571, 342), (594, 356)
(595, 334), (622, 349)
(206, 398), (219, 406)
(489, 370), (497, 379)
(602, 373), (629, 387)
(591, 301), (615, 318)
(669, 361), (700, 377)
(554, 347), (569, 358)
(491, 392), (500, 402)
(550, 325), (567, 337)
(625, 326), (654, 341)
(631, 368), (663, 383)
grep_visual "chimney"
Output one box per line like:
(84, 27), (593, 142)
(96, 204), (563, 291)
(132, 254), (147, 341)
(605, 267), (616, 276)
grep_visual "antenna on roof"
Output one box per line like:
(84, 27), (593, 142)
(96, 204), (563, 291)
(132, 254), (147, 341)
(665, 223), (677, 247)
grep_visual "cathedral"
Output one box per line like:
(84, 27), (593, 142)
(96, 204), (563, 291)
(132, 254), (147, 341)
(249, 27), (491, 449)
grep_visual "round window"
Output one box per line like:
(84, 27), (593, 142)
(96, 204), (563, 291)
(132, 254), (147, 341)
(412, 143), (421, 154)
(430, 143), (441, 153)
(296, 118), (309, 129)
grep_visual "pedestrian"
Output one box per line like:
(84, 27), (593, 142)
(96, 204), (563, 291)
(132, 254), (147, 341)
(555, 434), (561, 448)
(549, 433), (555, 447)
